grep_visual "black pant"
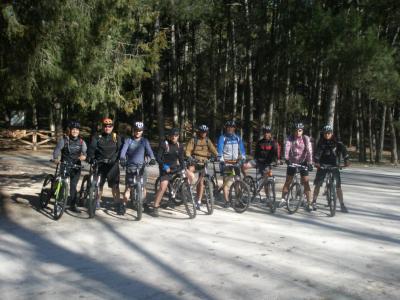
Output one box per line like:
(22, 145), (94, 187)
(69, 168), (81, 206)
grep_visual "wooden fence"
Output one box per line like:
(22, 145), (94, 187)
(1, 129), (57, 151)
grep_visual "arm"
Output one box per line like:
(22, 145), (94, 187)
(284, 138), (291, 161)
(52, 138), (65, 160)
(119, 139), (130, 161)
(156, 141), (165, 168)
(185, 138), (194, 158)
(338, 142), (350, 165)
(314, 142), (322, 164)
(144, 139), (156, 160)
(306, 136), (313, 164)
(178, 144), (185, 167)
(80, 141), (87, 160)
(238, 138), (246, 159)
(87, 135), (98, 160)
(208, 139), (218, 157)
(217, 135), (224, 158)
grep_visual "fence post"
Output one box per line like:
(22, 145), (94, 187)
(33, 130), (37, 151)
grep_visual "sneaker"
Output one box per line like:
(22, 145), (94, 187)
(312, 201), (317, 211)
(340, 204), (348, 213)
(223, 202), (230, 208)
(152, 207), (159, 217)
(117, 203), (125, 215)
(196, 201), (201, 210)
(69, 205), (81, 213)
(305, 203), (312, 212)
(96, 201), (101, 210)
(279, 198), (286, 208)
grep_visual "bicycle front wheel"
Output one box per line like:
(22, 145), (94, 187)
(131, 183), (143, 221)
(178, 181), (196, 219)
(53, 180), (68, 220)
(78, 175), (90, 207)
(229, 181), (251, 213)
(243, 176), (256, 196)
(88, 181), (98, 218)
(39, 174), (54, 209)
(203, 177), (214, 215)
(327, 178), (337, 217)
(286, 183), (302, 214)
(266, 180), (276, 213)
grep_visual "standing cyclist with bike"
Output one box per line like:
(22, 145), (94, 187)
(52, 121), (87, 213)
(253, 126), (279, 174)
(152, 128), (185, 217)
(120, 121), (156, 214)
(185, 124), (218, 209)
(87, 118), (123, 214)
(217, 120), (249, 208)
(312, 125), (350, 212)
(281, 122), (313, 211)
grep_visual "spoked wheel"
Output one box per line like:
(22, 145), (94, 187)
(39, 174), (54, 209)
(53, 180), (68, 220)
(155, 176), (182, 207)
(243, 176), (256, 196)
(266, 180), (276, 213)
(131, 183), (143, 221)
(327, 179), (337, 217)
(203, 177), (214, 215)
(78, 175), (90, 207)
(178, 181), (196, 219)
(229, 181), (251, 213)
(286, 183), (302, 214)
(87, 181), (98, 218)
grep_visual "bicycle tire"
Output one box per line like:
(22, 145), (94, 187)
(39, 174), (54, 209)
(286, 183), (302, 214)
(78, 175), (90, 207)
(203, 177), (214, 215)
(179, 181), (196, 219)
(132, 182), (143, 221)
(53, 180), (68, 220)
(243, 175), (256, 196)
(327, 177), (337, 217)
(266, 180), (276, 213)
(88, 180), (98, 218)
(229, 180), (251, 213)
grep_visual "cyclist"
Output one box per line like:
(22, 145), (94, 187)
(217, 120), (249, 208)
(152, 128), (185, 217)
(312, 124), (350, 212)
(253, 125), (279, 173)
(120, 121), (156, 214)
(52, 120), (87, 213)
(87, 118), (123, 214)
(185, 124), (218, 209)
(281, 122), (313, 211)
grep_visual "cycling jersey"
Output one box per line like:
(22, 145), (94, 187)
(87, 132), (122, 163)
(314, 138), (349, 166)
(156, 140), (184, 172)
(217, 134), (246, 161)
(185, 136), (218, 162)
(120, 137), (155, 166)
(254, 138), (278, 165)
(53, 136), (87, 163)
(284, 135), (312, 164)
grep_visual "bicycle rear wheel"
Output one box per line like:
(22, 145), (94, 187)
(78, 175), (90, 207)
(266, 180), (276, 213)
(286, 183), (302, 214)
(53, 180), (68, 220)
(229, 181), (251, 213)
(327, 178), (337, 217)
(178, 181), (196, 219)
(39, 174), (54, 209)
(88, 181), (98, 218)
(203, 177), (214, 215)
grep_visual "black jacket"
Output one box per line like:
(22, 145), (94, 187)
(314, 138), (349, 166)
(87, 132), (122, 163)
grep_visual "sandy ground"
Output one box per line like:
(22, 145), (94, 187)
(0, 150), (399, 300)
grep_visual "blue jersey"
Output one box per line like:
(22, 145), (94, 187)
(217, 134), (246, 161)
(120, 137), (155, 166)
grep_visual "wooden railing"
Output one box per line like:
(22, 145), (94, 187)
(1, 129), (57, 151)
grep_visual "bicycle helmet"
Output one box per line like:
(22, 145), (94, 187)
(225, 120), (236, 127)
(262, 126), (272, 133)
(102, 118), (113, 126)
(323, 124), (333, 133)
(68, 120), (80, 129)
(169, 128), (180, 136)
(133, 121), (145, 131)
(294, 122), (304, 130)
(198, 124), (209, 132)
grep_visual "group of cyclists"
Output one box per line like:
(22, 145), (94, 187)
(51, 117), (350, 218)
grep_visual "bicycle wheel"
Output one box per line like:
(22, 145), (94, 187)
(171, 176), (184, 206)
(87, 180), (98, 218)
(39, 174), (54, 208)
(53, 180), (68, 220)
(327, 177), (337, 217)
(78, 175), (90, 207)
(229, 180), (251, 213)
(203, 177), (214, 215)
(131, 183), (143, 221)
(266, 180), (276, 213)
(243, 176), (256, 196)
(286, 183), (302, 214)
(178, 181), (196, 219)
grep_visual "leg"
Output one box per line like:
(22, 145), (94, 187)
(186, 165), (195, 184)
(69, 168), (81, 212)
(197, 173), (205, 202)
(153, 180), (169, 208)
(281, 175), (294, 199)
(301, 176), (311, 204)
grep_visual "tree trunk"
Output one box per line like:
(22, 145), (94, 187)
(171, 23), (178, 128)
(191, 24), (197, 131)
(32, 102), (38, 129)
(358, 92), (366, 162)
(210, 24), (218, 140)
(315, 62), (323, 142)
(368, 99), (375, 163)
(282, 60), (290, 145)
(153, 14), (164, 138)
(388, 107), (398, 165)
(377, 104), (387, 163)
(54, 99), (63, 139)
(326, 81), (338, 126)
(231, 18), (238, 119)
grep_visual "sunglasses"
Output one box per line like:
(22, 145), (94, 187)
(296, 129), (303, 132)
(104, 124), (113, 128)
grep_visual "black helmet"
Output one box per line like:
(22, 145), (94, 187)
(323, 124), (333, 133)
(198, 124), (209, 132)
(262, 126), (272, 133)
(133, 121), (145, 131)
(168, 128), (180, 136)
(294, 122), (304, 130)
(68, 120), (80, 129)
(225, 120), (236, 127)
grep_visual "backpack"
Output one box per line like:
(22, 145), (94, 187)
(98, 132), (118, 144)
(164, 140), (180, 153)
(193, 136), (212, 154)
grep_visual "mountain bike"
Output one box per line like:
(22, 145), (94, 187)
(39, 161), (83, 220)
(285, 163), (309, 214)
(319, 164), (342, 217)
